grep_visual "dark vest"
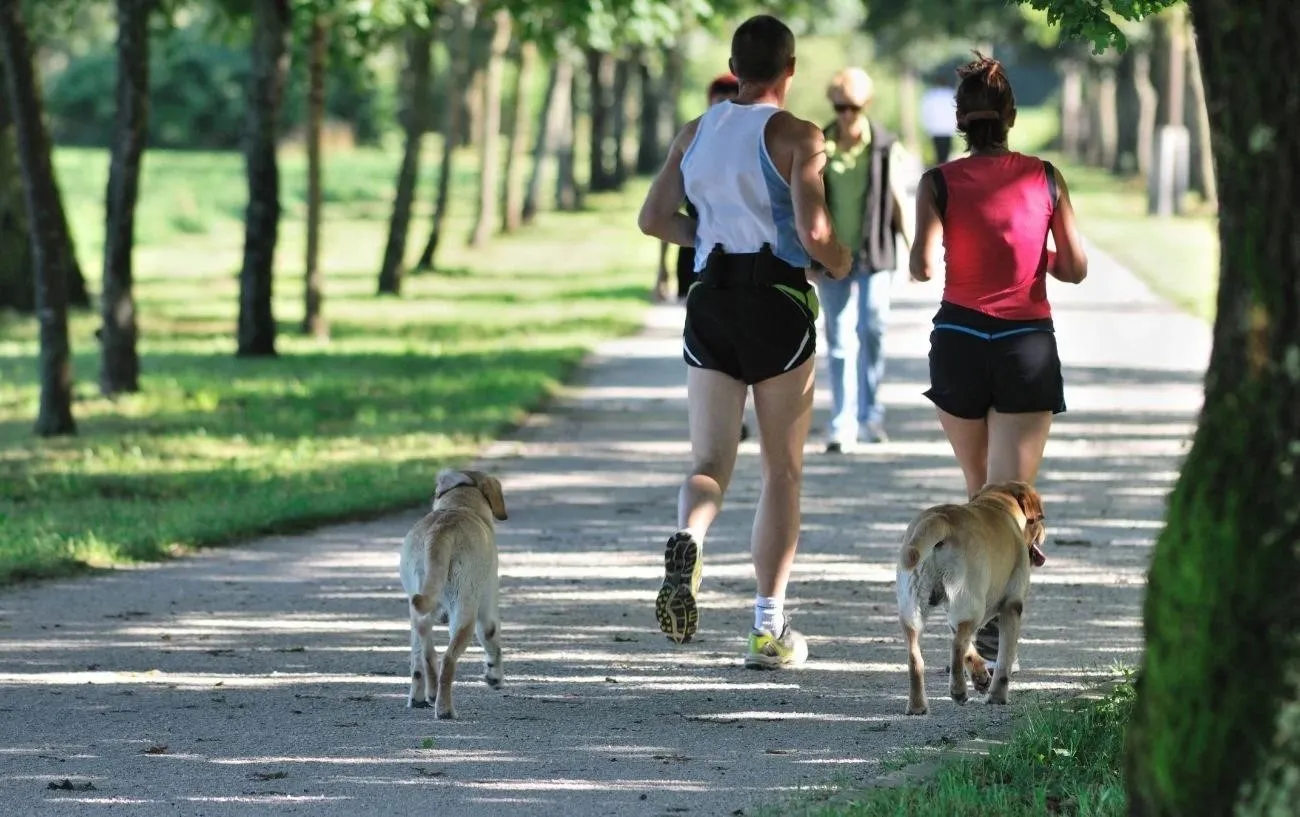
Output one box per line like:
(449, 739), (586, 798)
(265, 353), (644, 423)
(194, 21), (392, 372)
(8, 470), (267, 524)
(822, 119), (898, 272)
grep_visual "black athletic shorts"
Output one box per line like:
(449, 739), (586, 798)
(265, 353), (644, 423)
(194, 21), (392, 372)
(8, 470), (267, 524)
(682, 251), (818, 386)
(923, 301), (1066, 419)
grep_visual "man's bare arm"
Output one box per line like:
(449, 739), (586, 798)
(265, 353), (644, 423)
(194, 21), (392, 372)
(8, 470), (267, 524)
(789, 121), (852, 279)
(637, 124), (697, 247)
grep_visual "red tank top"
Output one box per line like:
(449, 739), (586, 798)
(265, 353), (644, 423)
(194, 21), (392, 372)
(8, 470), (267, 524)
(938, 153), (1054, 320)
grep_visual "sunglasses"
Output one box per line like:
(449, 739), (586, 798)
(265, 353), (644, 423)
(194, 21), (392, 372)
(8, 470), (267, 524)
(833, 103), (862, 114)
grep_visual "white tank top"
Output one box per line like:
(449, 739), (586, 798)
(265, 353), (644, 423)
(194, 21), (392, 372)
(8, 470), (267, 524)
(680, 101), (811, 273)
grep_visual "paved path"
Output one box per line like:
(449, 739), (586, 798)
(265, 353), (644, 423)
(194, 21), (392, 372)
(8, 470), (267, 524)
(0, 245), (1211, 816)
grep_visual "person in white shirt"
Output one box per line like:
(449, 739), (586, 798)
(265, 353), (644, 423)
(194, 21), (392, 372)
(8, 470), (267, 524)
(637, 14), (852, 669)
(920, 72), (959, 165)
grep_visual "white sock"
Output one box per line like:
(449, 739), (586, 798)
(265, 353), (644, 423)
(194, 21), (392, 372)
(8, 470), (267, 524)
(754, 595), (785, 634)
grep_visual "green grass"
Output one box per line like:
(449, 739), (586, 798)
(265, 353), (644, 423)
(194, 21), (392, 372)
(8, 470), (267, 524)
(1052, 159), (1219, 323)
(781, 682), (1135, 817)
(0, 145), (656, 584)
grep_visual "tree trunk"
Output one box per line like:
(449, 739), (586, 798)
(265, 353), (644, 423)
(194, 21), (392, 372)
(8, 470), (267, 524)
(468, 8), (510, 248)
(584, 47), (617, 193)
(415, 1), (474, 272)
(1091, 63), (1119, 171)
(555, 56), (581, 211)
(523, 54), (570, 224)
(610, 55), (631, 188)
(635, 52), (664, 175)
(301, 12), (327, 338)
(236, 0), (288, 357)
(1163, 7), (1188, 128)
(1185, 21), (1217, 208)
(0, 0), (75, 435)
(0, 57), (32, 313)
(501, 39), (536, 233)
(1133, 47), (1158, 179)
(897, 61), (921, 155)
(376, 19), (434, 295)
(664, 39), (684, 133)
(1124, 2), (1300, 815)
(99, 0), (151, 396)
(1059, 58), (1085, 159)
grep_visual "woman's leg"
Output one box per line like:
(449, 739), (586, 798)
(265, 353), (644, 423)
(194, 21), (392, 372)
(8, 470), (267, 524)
(986, 410), (1054, 485)
(936, 409), (990, 498)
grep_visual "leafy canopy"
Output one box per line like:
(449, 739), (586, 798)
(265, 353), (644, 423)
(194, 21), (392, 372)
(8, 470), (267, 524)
(1012, 0), (1181, 52)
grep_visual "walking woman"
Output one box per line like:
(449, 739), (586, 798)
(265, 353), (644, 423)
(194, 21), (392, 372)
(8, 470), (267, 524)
(909, 53), (1088, 662)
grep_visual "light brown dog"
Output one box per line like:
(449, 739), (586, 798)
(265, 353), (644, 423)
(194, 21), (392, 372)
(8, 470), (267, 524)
(398, 469), (508, 719)
(895, 480), (1046, 715)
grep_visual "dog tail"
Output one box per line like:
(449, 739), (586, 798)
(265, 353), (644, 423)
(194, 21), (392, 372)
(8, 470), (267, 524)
(409, 533), (456, 616)
(900, 514), (953, 570)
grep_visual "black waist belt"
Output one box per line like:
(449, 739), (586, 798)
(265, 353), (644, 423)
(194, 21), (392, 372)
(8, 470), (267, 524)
(697, 244), (806, 289)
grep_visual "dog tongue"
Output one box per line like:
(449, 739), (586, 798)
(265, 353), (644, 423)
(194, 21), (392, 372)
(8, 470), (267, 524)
(1029, 543), (1047, 567)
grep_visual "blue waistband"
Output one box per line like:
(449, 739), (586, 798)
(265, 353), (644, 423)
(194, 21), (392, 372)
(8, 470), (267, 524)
(933, 323), (1053, 341)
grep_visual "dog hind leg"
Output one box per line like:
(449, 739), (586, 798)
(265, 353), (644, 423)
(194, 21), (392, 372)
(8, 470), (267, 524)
(477, 591), (503, 689)
(435, 616), (476, 720)
(902, 620), (928, 715)
(408, 612), (438, 708)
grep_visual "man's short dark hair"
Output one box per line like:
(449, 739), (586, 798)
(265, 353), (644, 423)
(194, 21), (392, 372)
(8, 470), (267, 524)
(730, 15), (795, 84)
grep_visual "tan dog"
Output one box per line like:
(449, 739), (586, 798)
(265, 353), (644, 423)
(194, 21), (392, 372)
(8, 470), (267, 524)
(399, 469), (507, 719)
(895, 480), (1046, 714)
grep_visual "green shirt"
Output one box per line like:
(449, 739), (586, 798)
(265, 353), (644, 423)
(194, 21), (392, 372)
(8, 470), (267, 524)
(825, 121), (873, 252)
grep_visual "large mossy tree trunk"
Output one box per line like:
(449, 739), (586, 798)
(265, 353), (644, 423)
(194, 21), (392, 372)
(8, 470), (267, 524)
(99, 0), (152, 395)
(236, 0), (289, 357)
(1124, 2), (1300, 814)
(0, 0), (76, 435)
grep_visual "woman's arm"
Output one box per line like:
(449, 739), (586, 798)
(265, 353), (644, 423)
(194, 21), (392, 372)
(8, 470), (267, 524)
(909, 172), (944, 282)
(1047, 166), (1088, 284)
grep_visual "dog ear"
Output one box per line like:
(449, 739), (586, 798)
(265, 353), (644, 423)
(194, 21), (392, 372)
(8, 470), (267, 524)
(1004, 481), (1044, 520)
(474, 474), (508, 521)
(434, 469), (474, 500)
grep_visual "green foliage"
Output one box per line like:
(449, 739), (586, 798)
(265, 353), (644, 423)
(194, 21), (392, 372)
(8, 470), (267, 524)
(1014, 0), (1180, 52)
(42, 24), (389, 149)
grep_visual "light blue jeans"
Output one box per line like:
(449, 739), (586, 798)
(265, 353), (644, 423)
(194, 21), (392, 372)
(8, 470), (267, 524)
(816, 265), (894, 443)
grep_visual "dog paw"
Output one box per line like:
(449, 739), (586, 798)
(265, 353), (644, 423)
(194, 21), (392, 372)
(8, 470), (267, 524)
(905, 703), (929, 716)
(484, 674), (503, 689)
(986, 695), (1008, 706)
(950, 690), (969, 705)
(435, 708), (457, 720)
(408, 699), (430, 709)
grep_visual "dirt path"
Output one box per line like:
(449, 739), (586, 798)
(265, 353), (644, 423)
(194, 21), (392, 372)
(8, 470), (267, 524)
(0, 245), (1210, 816)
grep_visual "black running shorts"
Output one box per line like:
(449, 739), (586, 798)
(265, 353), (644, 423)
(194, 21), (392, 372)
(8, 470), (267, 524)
(923, 301), (1066, 419)
(683, 281), (818, 386)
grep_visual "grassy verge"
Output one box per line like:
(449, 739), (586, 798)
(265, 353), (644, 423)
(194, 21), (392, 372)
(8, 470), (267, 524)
(0, 146), (656, 585)
(1052, 159), (1219, 323)
(785, 681), (1134, 817)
